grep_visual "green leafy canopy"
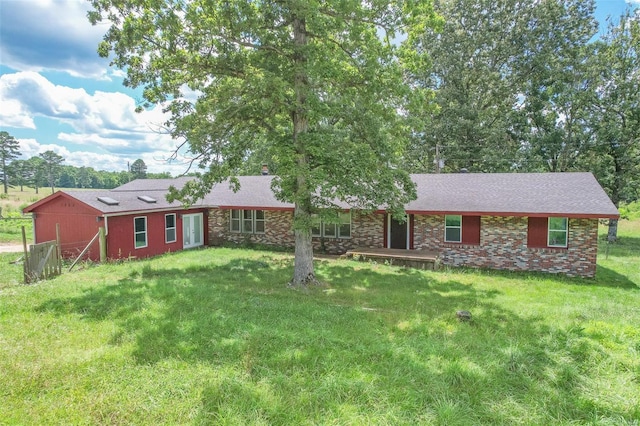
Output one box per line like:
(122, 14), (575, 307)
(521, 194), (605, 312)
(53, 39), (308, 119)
(88, 0), (439, 211)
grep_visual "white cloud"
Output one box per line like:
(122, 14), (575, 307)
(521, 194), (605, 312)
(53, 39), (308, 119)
(0, 98), (35, 128)
(0, 0), (110, 77)
(16, 139), (44, 159)
(2, 71), (193, 175)
(18, 137), (191, 175)
(0, 71), (171, 137)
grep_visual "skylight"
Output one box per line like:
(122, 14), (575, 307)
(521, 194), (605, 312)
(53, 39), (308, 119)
(137, 195), (157, 203)
(97, 196), (119, 206)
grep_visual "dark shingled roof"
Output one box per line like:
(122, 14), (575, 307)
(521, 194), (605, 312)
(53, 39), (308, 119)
(54, 189), (207, 214)
(202, 176), (290, 209)
(405, 172), (619, 218)
(111, 176), (193, 192)
(204, 172), (618, 218)
(24, 172), (619, 218)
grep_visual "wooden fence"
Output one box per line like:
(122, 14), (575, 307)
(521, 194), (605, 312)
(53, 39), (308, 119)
(24, 240), (62, 283)
(20, 224), (107, 282)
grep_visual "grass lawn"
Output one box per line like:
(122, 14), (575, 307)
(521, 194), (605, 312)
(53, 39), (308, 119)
(0, 220), (638, 425)
(0, 186), (55, 214)
(0, 186), (76, 244)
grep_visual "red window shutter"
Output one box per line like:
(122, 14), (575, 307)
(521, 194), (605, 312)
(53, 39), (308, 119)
(462, 216), (481, 245)
(528, 217), (547, 248)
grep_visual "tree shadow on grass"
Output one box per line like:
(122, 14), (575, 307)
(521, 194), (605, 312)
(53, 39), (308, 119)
(598, 235), (640, 258)
(37, 255), (638, 424)
(589, 265), (639, 290)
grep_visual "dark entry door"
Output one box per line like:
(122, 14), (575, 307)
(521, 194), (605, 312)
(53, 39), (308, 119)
(389, 216), (408, 249)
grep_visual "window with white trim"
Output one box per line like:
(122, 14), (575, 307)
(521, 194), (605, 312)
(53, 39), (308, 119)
(548, 217), (568, 247)
(444, 215), (462, 243)
(311, 212), (351, 238)
(230, 209), (265, 234)
(165, 214), (177, 243)
(134, 216), (147, 248)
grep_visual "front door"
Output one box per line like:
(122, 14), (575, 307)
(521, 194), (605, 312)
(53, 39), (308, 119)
(183, 213), (203, 249)
(388, 215), (408, 249)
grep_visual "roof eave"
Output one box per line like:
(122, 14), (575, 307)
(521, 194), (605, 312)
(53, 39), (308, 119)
(23, 191), (104, 215)
(405, 210), (619, 219)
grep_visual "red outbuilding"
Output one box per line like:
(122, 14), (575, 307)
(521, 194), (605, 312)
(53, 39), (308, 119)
(23, 178), (209, 261)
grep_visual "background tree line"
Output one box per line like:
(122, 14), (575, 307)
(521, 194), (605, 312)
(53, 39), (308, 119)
(404, 0), (639, 210)
(0, 134), (171, 194)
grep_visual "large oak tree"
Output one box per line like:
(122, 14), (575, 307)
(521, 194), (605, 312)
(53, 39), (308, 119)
(88, 0), (438, 286)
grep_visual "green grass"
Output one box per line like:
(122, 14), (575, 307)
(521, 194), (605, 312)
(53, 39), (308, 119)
(0, 222), (638, 425)
(0, 186), (48, 214)
(0, 186), (58, 244)
(0, 216), (32, 244)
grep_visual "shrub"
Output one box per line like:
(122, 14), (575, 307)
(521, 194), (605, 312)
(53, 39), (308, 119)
(619, 201), (640, 221)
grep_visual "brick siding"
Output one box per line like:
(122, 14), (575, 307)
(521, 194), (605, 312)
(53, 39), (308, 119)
(413, 215), (599, 278)
(207, 209), (384, 254)
(208, 208), (599, 277)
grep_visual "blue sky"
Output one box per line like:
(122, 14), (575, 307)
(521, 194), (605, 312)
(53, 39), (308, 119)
(1, 0), (638, 174)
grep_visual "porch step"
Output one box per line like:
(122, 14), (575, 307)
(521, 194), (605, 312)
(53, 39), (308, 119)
(344, 248), (439, 271)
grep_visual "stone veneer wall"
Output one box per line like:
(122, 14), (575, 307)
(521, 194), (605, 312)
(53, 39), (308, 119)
(207, 209), (384, 254)
(413, 215), (599, 277)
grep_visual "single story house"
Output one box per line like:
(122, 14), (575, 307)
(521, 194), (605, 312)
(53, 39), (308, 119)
(24, 172), (619, 277)
(202, 172), (618, 277)
(23, 177), (208, 261)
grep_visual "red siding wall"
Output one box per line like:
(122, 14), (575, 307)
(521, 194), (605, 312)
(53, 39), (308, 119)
(32, 196), (102, 260)
(106, 209), (208, 260)
(31, 196), (209, 261)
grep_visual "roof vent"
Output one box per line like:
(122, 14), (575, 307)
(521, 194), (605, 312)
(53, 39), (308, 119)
(97, 196), (119, 206)
(137, 195), (157, 203)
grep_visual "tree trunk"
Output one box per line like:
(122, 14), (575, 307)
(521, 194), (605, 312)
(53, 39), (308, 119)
(2, 158), (7, 194)
(607, 218), (618, 243)
(607, 156), (623, 242)
(289, 15), (317, 287)
(292, 203), (316, 286)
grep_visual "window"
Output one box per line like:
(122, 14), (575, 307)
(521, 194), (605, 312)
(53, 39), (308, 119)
(231, 209), (241, 232)
(165, 214), (176, 243)
(311, 212), (351, 238)
(338, 213), (351, 238)
(443, 215), (481, 244)
(445, 215), (462, 243)
(548, 217), (568, 247)
(134, 216), (147, 248)
(230, 209), (265, 234)
(528, 217), (569, 248)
